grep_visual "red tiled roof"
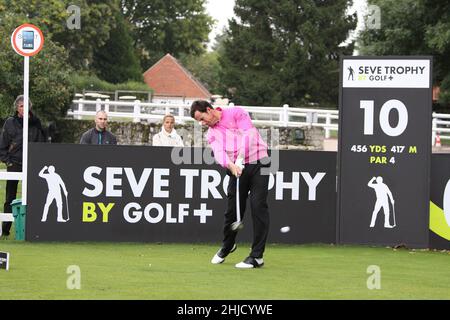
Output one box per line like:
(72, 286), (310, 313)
(143, 54), (211, 99)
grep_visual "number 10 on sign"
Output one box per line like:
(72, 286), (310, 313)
(360, 99), (408, 136)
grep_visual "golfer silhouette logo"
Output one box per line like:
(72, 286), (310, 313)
(348, 66), (355, 81)
(39, 165), (69, 222)
(368, 176), (396, 229)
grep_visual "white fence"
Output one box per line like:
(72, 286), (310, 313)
(68, 99), (339, 138)
(432, 112), (450, 145)
(68, 99), (449, 144)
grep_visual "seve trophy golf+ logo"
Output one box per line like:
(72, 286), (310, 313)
(39, 165), (70, 222)
(342, 59), (430, 88)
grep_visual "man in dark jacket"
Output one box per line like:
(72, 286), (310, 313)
(80, 110), (117, 145)
(0, 95), (45, 236)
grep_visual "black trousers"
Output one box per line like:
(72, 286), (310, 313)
(2, 163), (21, 235)
(222, 159), (270, 259)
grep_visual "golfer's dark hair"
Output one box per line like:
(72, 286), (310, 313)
(190, 100), (213, 119)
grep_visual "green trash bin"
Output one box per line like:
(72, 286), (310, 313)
(11, 199), (26, 241)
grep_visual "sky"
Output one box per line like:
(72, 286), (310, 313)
(205, 0), (235, 50)
(205, 0), (368, 50)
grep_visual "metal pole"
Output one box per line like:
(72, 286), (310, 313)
(22, 56), (30, 205)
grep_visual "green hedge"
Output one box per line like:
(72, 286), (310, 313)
(72, 74), (152, 93)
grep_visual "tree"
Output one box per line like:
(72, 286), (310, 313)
(358, 0), (450, 106)
(220, 0), (357, 108)
(179, 51), (222, 95)
(211, 29), (229, 56)
(1, 0), (118, 70)
(122, 0), (214, 70)
(0, 16), (75, 122)
(92, 11), (143, 83)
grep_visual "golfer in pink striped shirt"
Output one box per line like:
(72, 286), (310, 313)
(190, 100), (270, 269)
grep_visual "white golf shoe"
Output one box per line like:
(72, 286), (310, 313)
(235, 256), (264, 269)
(210, 244), (237, 264)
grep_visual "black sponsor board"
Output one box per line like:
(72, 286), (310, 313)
(337, 56), (432, 248)
(429, 154), (450, 249)
(27, 144), (336, 244)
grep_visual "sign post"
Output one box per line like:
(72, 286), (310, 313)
(337, 56), (433, 248)
(10, 24), (44, 206)
(0, 252), (10, 271)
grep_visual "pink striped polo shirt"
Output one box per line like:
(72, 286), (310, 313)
(206, 107), (268, 168)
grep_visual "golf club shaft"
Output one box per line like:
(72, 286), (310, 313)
(235, 177), (240, 223)
(392, 202), (396, 226)
(65, 194), (70, 220)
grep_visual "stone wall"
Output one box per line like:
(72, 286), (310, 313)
(51, 119), (325, 150)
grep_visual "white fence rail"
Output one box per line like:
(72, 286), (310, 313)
(432, 112), (450, 145)
(68, 99), (448, 143)
(68, 99), (340, 138)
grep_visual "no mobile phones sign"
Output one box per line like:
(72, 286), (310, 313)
(11, 24), (44, 57)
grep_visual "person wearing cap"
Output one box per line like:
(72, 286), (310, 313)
(0, 95), (46, 237)
(152, 114), (184, 147)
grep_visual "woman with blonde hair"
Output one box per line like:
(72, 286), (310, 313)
(152, 114), (184, 147)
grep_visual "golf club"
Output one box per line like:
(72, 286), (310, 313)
(391, 200), (396, 227)
(231, 159), (244, 231)
(231, 176), (244, 231)
(64, 193), (70, 222)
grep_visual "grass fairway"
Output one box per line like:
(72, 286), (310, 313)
(0, 241), (449, 300)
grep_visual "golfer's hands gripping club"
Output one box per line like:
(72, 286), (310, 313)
(229, 157), (244, 177)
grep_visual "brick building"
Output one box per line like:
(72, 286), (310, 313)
(143, 54), (211, 104)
